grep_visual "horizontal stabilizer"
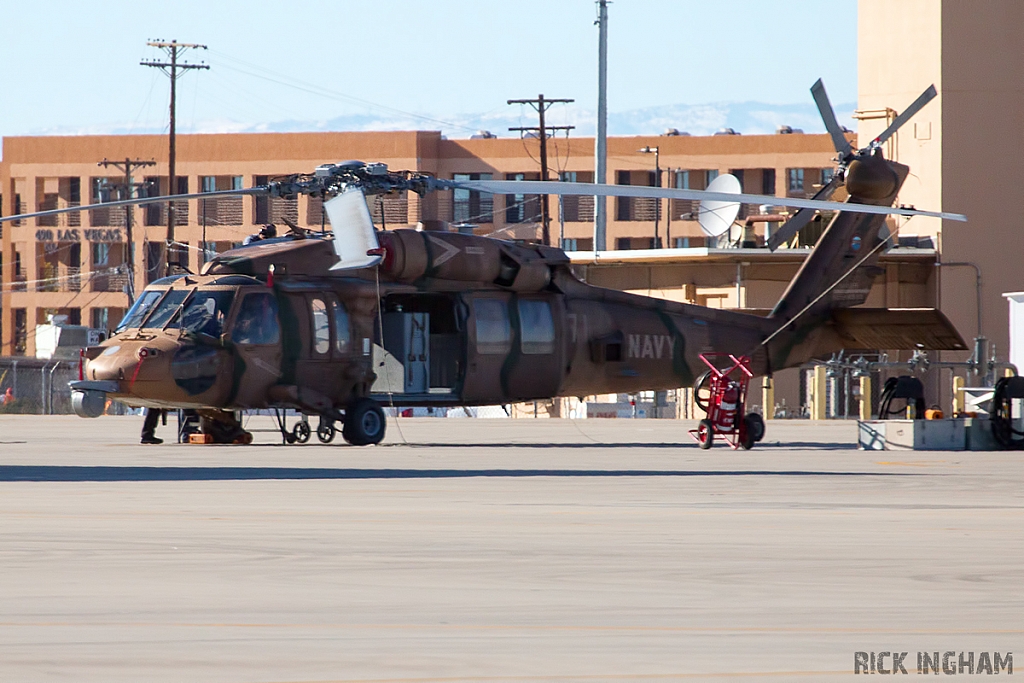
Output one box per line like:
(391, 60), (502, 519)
(830, 308), (967, 350)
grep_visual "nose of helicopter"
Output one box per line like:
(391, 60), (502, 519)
(86, 342), (172, 387)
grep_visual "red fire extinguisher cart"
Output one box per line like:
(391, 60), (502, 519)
(688, 353), (764, 450)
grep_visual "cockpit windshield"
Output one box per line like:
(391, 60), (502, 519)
(114, 288), (235, 336)
(115, 290), (162, 332)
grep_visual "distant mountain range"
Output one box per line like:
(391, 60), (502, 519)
(39, 100), (856, 139)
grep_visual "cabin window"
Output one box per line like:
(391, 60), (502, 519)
(474, 298), (511, 355)
(330, 297), (351, 354)
(310, 297), (330, 355)
(232, 293), (280, 345)
(518, 300), (555, 354)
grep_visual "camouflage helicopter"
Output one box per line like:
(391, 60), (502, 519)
(0, 82), (967, 447)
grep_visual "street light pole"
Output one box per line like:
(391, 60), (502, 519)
(639, 146), (660, 248)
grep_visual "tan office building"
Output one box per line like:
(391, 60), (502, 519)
(2, 129), (856, 358)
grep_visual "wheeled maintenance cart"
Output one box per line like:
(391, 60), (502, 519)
(689, 353), (765, 450)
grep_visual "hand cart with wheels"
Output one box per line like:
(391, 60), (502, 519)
(689, 353), (765, 450)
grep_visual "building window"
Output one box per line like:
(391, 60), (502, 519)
(788, 168), (805, 192)
(254, 175), (269, 224)
(615, 237), (632, 250)
(674, 237), (690, 248)
(615, 170), (633, 221)
(518, 300), (555, 355)
(674, 170), (690, 189)
(143, 176), (163, 226)
(762, 169), (776, 195)
(92, 243), (110, 267)
(560, 238), (578, 251)
(474, 298), (511, 355)
(14, 308), (27, 355)
(706, 169), (719, 185)
(820, 168), (835, 185)
(453, 173), (493, 224)
(504, 172), (540, 224)
(558, 171), (594, 222)
(201, 176), (216, 193)
(91, 307), (110, 331)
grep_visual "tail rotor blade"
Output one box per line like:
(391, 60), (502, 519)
(871, 84), (937, 149)
(766, 175), (843, 251)
(811, 79), (853, 159)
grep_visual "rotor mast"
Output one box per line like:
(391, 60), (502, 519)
(141, 40), (209, 277)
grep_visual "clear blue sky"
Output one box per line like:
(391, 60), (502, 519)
(0, 0), (856, 138)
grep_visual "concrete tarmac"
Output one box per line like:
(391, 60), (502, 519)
(0, 415), (1021, 682)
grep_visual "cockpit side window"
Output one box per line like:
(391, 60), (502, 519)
(231, 293), (281, 346)
(174, 291), (235, 336)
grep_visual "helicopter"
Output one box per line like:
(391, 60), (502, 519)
(0, 82), (967, 447)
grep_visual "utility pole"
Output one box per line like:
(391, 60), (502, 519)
(508, 94), (574, 246)
(141, 40), (208, 276)
(594, 0), (609, 251)
(97, 158), (156, 304)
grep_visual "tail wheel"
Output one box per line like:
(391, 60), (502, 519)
(697, 419), (714, 450)
(317, 421), (337, 444)
(292, 421), (312, 444)
(342, 398), (387, 446)
(693, 371), (713, 413)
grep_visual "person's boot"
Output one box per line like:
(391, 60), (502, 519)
(141, 434), (163, 445)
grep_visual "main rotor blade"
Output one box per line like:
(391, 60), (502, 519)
(765, 175), (843, 251)
(0, 187), (267, 224)
(871, 84), (937, 149)
(444, 179), (967, 223)
(811, 78), (853, 159)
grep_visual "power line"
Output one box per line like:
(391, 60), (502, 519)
(508, 94), (575, 246)
(141, 40), (209, 277)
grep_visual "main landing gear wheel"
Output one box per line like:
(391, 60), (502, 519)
(697, 419), (714, 450)
(292, 421), (311, 444)
(342, 398), (386, 446)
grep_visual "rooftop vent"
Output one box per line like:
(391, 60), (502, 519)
(714, 127), (740, 136)
(471, 130), (497, 139)
(662, 128), (691, 136)
(775, 125), (804, 134)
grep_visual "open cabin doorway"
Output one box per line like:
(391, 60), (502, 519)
(373, 293), (464, 398)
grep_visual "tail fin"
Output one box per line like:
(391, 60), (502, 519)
(769, 158), (908, 326)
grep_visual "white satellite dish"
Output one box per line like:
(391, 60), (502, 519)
(698, 173), (742, 237)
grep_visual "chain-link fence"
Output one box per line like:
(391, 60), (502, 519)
(0, 358), (96, 415)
